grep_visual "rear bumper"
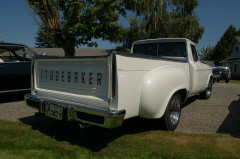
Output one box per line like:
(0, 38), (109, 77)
(212, 74), (221, 79)
(24, 94), (126, 128)
(213, 75), (231, 80)
(218, 76), (231, 80)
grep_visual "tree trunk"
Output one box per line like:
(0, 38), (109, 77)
(63, 47), (75, 57)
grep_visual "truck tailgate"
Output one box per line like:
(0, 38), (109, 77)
(34, 57), (110, 108)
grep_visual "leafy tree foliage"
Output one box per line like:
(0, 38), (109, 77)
(199, 45), (214, 61)
(113, 0), (204, 48)
(212, 25), (240, 65)
(27, 0), (131, 56)
(114, 46), (131, 52)
(35, 30), (58, 48)
(113, 16), (146, 50)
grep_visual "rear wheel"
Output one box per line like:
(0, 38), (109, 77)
(200, 78), (212, 99)
(225, 78), (230, 83)
(160, 92), (181, 131)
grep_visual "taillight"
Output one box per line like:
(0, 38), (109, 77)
(218, 68), (220, 74)
(31, 57), (36, 95)
(111, 54), (116, 99)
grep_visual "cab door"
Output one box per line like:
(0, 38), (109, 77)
(188, 43), (202, 96)
(0, 62), (31, 92)
(0, 49), (31, 93)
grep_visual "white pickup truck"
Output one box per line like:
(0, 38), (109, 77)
(25, 38), (212, 131)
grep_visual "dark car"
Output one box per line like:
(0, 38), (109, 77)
(0, 43), (38, 94)
(212, 66), (231, 83)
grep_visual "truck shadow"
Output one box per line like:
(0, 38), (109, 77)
(20, 116), (166, 152)
(20, 95), (240, 152)
(181, 96), (197, 109)
(216, 99), (240, 138)
(18, 95), (200, 152)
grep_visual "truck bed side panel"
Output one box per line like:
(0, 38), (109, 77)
(113, 53), (189, 119)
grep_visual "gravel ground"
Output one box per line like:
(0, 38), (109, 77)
(175, 82), (240, 134)
(0, 93), (61, 124)
(0, 82), (240, 135)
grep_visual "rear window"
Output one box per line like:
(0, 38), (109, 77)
(133, 43), (158, 56)
(133, 42), (186, 57)
(219, 67), (229, 72)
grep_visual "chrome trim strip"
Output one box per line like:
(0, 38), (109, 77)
(0, 89), (30, 94)
(24, 94), (126, 128)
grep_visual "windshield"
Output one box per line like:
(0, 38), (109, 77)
(219, 67), (229, 72)
(0, 47), (31, 62)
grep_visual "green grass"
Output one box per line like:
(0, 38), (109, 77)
(230, 80), (240, 84)
(0, 119), (240, 159)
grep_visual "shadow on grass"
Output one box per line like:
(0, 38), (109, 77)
(19, 95), (200, 152)
(20, 116), (165, 152)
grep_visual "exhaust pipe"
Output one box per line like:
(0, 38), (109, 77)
(35, 112), (45, 116)
(78, 123), (91, 129)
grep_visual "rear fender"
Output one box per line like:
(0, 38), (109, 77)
(139, 65), (188, 118)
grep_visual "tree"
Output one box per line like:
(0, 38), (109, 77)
(199, 45), (214, 61)
(35, 30), (58, 48)
(27, 0), (131, 56)
(212, 25), (240, 65)
(112, 0), (204, 49)
(113, 16), (146, 49)
(131, 0), (204, 43)
(168, 0), (204, 42)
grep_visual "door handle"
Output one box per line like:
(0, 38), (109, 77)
(0, 66), (6, 68)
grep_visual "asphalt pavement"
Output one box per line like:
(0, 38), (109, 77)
(0, 82), (240, 135)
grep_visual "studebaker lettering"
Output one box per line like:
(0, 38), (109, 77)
(40, 70), (102, 85)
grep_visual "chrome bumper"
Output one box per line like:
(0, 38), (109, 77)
(24, 94), (126, 128)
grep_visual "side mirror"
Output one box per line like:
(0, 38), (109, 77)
(41, 53), (47, 56)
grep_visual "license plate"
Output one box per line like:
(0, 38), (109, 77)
(45, 102), (63, 120)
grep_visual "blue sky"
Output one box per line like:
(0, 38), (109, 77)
(0, 0), (240, 51)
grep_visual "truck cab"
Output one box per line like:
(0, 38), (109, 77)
(131, 38), (212, 98)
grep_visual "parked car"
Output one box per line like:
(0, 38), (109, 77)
(212, 67), (221, 83)
(218, 66), (231, 83)
(0, 43), (38, 94)
(212, 66), (231, 83)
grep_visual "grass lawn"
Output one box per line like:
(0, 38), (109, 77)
(230, 80), (240, 84)
(0, 119), (240, 159)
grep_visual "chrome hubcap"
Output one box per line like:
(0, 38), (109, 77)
(170, 96), (181, 125)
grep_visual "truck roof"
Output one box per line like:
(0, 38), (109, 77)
(132, 38), (195, 45)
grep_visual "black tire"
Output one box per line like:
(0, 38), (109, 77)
(200, 78), (212, 99)
(161, 92), (181, 131)
(225, 78), (229, 83)
(217, 79), (220, 82)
